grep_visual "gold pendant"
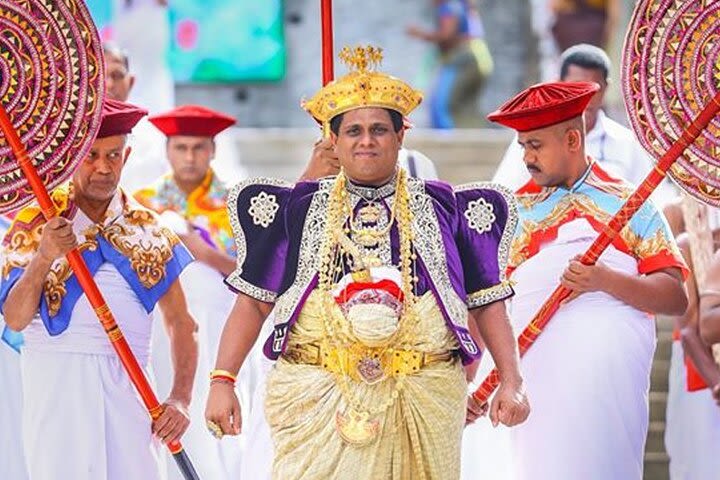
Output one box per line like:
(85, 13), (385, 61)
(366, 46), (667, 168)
(354, 230), (380, 247)
(358, 204), (381, 223)
(352, 269), (372, 282)
(363, 255), (382, 268)
(336, 408), (380, 446)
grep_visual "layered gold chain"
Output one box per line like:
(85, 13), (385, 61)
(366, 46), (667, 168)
(317, 168), (419, 419)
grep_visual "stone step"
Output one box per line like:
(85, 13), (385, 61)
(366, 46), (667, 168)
(651, 360), (671, 392)
(654, 330), (674, 363)
(644, 452), (670, 480)
(646, 319), (673, 480)
(645, 421), (666, 454)
(649, 391), (668, 423)
(656, 316), (674, 333)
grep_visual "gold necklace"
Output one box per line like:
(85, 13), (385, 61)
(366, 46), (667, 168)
(317, 168), (419, 445)
(346, 176), (400, 248)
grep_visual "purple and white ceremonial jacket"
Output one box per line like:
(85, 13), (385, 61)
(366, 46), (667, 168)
(226, 175), (518, 364)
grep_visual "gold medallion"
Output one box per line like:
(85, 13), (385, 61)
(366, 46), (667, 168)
(358, 204), (382, 223)
(335, 408), (380, 446)
(354, 230), (380, 247)
(357, 356), (386, 384)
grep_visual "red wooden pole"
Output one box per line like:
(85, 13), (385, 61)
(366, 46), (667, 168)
(473, 90), (720, 404)
(0, 105), (198, 478)
(321, 0), (334, 85)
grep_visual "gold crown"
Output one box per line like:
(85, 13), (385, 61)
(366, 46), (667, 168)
(303, 45), (423, 124)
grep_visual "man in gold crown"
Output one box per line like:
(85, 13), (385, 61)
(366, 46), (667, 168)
(205, 46), (529, 479)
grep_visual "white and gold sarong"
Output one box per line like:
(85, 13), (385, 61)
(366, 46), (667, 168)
(265, 290), (467, 480)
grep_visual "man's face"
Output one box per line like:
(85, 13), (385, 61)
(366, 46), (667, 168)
(517, 122), (580, 188)
(72, 135), (129, 202)
(167, 136), (215, 186)
(104, 52), (135, 102)
(561, 64), (606, 127)
(330, 108), (404, 186)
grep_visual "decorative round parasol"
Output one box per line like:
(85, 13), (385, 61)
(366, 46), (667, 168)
(0, 0), (103, 213)
(623, 0), (720, 206)
(0, 3), (199, 477)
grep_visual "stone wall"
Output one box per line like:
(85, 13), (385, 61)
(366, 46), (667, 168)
(177, 0), (535, 128)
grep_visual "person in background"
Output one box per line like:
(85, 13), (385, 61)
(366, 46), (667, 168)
(662, 196), (720, 480)
(0, 211), (28, 480)
(102, 41), (168, 194)
(134, 105), (247, 480)
(407, 0), (493, 128)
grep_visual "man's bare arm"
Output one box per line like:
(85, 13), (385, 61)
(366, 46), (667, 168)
(470, 301), (521, 386)
(214, 293), (272, 374)
(152, 279), (199, 445)
(674, 239), (720, 387)
(157, 279), (199, 406)
(205, 293), (273, 435)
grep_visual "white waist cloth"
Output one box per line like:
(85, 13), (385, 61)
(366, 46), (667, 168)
(19, 263), (163, 480)
(665, 341), (720, 479)
(0, 332), (28, 480)
(21, 350), (164, 480)
(22, 263), (153, 365)
(508, 219), (655, 480)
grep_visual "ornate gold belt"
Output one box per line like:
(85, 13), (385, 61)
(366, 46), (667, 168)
(283, 342), (457, 384)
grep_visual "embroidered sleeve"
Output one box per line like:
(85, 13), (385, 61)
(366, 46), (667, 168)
(454, 182), (518, 308)
(629, 202), (688, 277)
(225, 178), (293, 302)
(0, 206), (45, 315)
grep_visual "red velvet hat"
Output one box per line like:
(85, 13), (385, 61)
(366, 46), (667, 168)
(487, 81), (600, 132)
(97, 98), (147, 139)
(148, 105), (236, 137)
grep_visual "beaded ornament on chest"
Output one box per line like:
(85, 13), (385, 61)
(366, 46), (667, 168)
(319, 169), (419, 348)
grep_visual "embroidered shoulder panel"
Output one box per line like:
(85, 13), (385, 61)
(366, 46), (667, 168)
(454, 182), (518, 308)
(226, 177), (293, 302)
(1, 191), (184, 317)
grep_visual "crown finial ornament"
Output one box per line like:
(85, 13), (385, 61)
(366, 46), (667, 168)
(303, 44), (422, 126)
(338, 45), (384, 73)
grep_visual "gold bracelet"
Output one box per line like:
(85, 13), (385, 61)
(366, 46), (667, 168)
(209, 369), (238, 382)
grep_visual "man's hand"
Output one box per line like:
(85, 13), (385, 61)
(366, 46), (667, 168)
(153, 398), (191, 445)
(38, 217), (77, 262)
(466, 393), (489, 426)
(488, 379), (530, 428)
(712, 383), (720, 407)
(205, 382), (242, 436)
(560, 255), (612, 302)
(300, 137), (340, 181)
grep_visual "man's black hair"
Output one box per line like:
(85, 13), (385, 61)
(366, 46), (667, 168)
(559, 44), (611, 82)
